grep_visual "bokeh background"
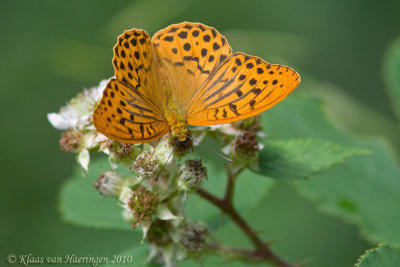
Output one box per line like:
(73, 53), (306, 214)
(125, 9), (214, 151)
(1, 0), (400, 266)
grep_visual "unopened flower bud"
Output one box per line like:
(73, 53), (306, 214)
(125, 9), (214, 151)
(180, 224), (206, 252)
(59, 128), (82, 152)
(133, 151), (161, 179)
(93, 171), (124, 196)
(148, 219), (172, 246)
(231, 131), (259, 158)
(107, 139), (138, 159)
(178, 160), (207, 191)
(128, 187), (158, 228)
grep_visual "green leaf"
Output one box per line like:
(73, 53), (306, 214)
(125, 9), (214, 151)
(355, 244), (400, 267)
(59, 157), (131, 230)
(383, 36), (400, 121)
(184, 155), (274, 229)
(258, 138), (369, 180)
(262, 94), (400, 245)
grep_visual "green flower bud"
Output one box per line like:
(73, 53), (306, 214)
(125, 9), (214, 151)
(107, 139), (140, 159)
(231, 131), (260, 159)
(128, 187), (158, 228)
(148, 219), (172, 246)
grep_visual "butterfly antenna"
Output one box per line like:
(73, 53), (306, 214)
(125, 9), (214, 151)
(155, 140), (178, 180)
(186, 134), (233, 163)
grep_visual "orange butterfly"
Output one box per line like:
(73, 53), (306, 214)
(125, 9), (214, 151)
(93, 22), (300, 143)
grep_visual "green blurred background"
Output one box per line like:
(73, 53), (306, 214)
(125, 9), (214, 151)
(1, 0), (399, 266)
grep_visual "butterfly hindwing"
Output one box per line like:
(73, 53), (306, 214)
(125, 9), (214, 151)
(152, 22), (232, 91)
(93, 79), (169, 143)
(186, 53), (300, 125)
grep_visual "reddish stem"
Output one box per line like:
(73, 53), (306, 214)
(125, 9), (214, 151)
(196, 167), (296, 267)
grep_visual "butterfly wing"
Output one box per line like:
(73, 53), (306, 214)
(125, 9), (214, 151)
(151, 22), (232, 106)
(113, 28), (154, 98)
(186, 53), (300, 125)
(93, 79), (169, 143)
(94, 28), (170, 143)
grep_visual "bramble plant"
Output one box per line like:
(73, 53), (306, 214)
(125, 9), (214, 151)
(48, 79), (369, 267)
(47, 21), (400, 267)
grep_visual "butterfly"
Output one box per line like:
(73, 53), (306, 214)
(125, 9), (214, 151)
(93, 22), (300, 144)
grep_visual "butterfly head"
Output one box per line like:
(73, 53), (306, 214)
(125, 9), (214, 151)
(171, 124), (188, 142)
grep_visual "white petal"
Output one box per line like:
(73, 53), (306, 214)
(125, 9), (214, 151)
(154, 139), (173, 164)
(222, 144), (231, 155)
(119, 186), (133, 203)
(145, 244), (158, 263)
(77, 149), (90, 170)
(160, 244), (174, 267)
(47, 113), (72, 130)
(141, 223), (150, 243)
(155, 204), (179, 220)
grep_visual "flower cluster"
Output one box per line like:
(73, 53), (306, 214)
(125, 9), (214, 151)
(48, 81), (264, 266)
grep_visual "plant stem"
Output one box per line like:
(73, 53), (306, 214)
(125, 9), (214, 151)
(223, 166), (236, 203)
(196, 166), (296, 267)
(204, 243), (270, 263)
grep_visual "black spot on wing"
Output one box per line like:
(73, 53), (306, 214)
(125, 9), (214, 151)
(249, 99), (256, 109)
(183, 43), (191, 51)
(140, 124), (144, 138)
(229, 103), (240, 115)
(168, 27), (178, 33)
(163, 36), (174, 42)
(178, 31), (188, 39)
(192, 30), (200, 37)
(214, 108), (219, 120)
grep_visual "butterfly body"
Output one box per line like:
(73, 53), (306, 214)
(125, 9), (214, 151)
(93, 22), (300, 144)
(164, 99), (188, 141)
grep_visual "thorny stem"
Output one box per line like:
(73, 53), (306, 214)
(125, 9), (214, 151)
(196, 166), (297, 267)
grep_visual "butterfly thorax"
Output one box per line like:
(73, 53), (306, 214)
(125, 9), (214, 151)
(164, 99), (188, 141)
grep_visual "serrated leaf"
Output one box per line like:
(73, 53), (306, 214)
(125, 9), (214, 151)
(355, 244), (400, 267)
(262, 95), (400, 245)
(258, 139), (369, 180)
(59, 157), (131, 230)
(383, 36), (400, 121)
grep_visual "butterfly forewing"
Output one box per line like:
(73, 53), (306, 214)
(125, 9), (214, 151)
(93, 79), (169, 143)
(187, 53), (300, 125)
(113, 29), (153, 99)
(151, 22), (232, 97)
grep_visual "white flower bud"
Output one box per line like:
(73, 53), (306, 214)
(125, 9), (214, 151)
(180, 224), (206, 252)
(178, 160), (207, 192)
(93, 171), (125, 196)
(133, 151), (161, 179)
(47, 79), (108, 130)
